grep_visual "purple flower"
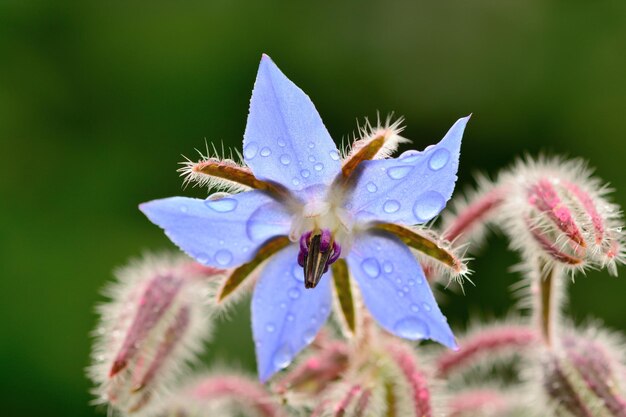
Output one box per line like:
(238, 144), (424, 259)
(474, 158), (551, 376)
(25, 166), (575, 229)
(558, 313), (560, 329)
(140, 55), (470, 381)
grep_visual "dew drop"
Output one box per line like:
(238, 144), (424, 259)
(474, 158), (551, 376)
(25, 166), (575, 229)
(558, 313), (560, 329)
(413, 191), (446, 221)
(387, 165), (412, 180)
(280, 302), (287, 309)
(403, 286), (409, 293)
(279, 154), (291, 165)
(383, 200), (401, 213)
(300, 169), (311, 178)
(408, 279), (415, 286)
(383, 261), (393, 274)
(366, 182), (378, 193)
(361, 258), (381, 278)
(422, 302), (432, 312)
(308, 155), (316, 162)
(179, 205), (188, 213)
(308, 142), (315, 149)
(215, 249), (233, 266)
(429, 148), (450, 171)
(395, 278), (402, 285)
(205, 197), (238, 212)
(195, 252), (210, 264)
(303, 328), (316, 344)
(394, 317), (430, 339)
(410, 303), (420, 313)
(277, 138), (286, 147)
(321, 305), (329, 315)
(314, 163), (324, 171)
(397, 290), (405, 297)
(399, 150), (421, 163)
(292, 178), (301, 186)
(286, 313), (295, 322)
(260, 147), (272, 157)
(288, 287), (301, 300)
(265, 323), (276, 333)
(329, 150), (340, 161)
(272, 345), (293, 369)
(243, 142), (259, 159)
(292, 264), (304, 282)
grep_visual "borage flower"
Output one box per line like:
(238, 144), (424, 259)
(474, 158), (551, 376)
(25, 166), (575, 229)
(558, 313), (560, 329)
(140, 55), (470, 381)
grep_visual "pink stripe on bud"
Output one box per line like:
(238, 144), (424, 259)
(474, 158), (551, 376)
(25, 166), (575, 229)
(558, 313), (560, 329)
(528, 179), (586, 248)
(543, 355), (596, 417)
(563, 181), (605, 245)
(437, 325), (537, 377)
(525, 217), (584, 265)
(334, 385), (363, 417)
(387, 341), (432, 417)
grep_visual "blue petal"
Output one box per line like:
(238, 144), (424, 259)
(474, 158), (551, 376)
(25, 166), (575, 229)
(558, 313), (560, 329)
(140, 191), (291, 268)
(347, 230), (456, 348)
(252, 244), (333, 382)
(345, 116), (469, 225)
(243, 55), (341, 194)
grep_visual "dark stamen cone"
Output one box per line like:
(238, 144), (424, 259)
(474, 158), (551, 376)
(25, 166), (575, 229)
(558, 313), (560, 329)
(304, 234), (332, 289)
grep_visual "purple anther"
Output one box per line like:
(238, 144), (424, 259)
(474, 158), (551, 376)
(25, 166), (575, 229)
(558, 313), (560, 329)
(298, 229), (340, 289)
(328, 241), (341, 265)
(319, 229), (332, 252)
(300, 231), (312, 254)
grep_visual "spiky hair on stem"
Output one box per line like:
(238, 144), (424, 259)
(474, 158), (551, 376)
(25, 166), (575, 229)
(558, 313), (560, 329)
(178, 141), (252, 193)
(496, 156), (625, 276)
(88, 253), (222, 416)
(340, 114), (407, 162)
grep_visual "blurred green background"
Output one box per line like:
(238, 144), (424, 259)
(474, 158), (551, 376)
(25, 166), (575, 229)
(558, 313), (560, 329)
(1, 1), (626, 416)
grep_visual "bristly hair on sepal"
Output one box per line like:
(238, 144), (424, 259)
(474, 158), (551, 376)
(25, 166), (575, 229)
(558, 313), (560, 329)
(341, 113), (407, 162)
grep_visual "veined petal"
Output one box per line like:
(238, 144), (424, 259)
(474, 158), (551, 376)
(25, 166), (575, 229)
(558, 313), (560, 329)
(345, 116), (469, 225)
(252, 245), (333, 382)
(346, 230), (456, 348)
(140, 191), (291, 269)
(243, 55), (341, 194)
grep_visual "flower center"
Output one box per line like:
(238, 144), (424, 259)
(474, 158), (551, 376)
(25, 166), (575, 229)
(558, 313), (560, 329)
(297, 229), (341, 289)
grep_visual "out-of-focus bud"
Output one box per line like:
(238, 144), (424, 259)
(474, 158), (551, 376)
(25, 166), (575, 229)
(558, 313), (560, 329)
(163, 373), (287, 417)
(88, 253), (221, 415)
(498, 158), (624, 273)
(274, 341), (349, 396)
(436, 324), (538, 378)
(447, 389), (518, 417)
(542, 329), (626, 417)
(386, 341), (433, 417)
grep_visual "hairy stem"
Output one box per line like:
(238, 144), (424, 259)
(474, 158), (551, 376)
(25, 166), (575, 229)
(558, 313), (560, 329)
(538, 259), (557, 346)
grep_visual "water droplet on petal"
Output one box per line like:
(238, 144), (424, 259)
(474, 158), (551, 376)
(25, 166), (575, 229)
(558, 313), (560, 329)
(410, 303), (420, 313)
(394, 317), (430, 339)
(280, 154), (291, 165)
(383, 261), (393, 274)
(366, 182), (378, 193)
(395, 278), (402, 285)
(300, 169), (310, 178)
(383, 200), (401, 213)
(308, 142), (315, 149)
(179, 205), (188, 213)
(314, 163), (324, 171)
(308, 155), (316, 162)
(422, 302), (432, 312)
(429, 148), (450, 170)
(399, 150), (421, 163)
(408, 279), (415, 286)
(402, 286), (409, 293)
(288, 288), (300, 300)
(303, 328), (316, 344)
(278, 138), (286, 147)
(329, 150), (340, 161)
(286, 313), (295, 322)
(361, 258), (380, 278)
(280, 302), (287, 309)
(195, 252), (209, 264)
(397, 290), (405, 297)
(260, 147), (272, 157)
(265, 323), (276, 333)
(292, 178), (301, 186)
(387, 165), (412, 180)
(205, 198), (238, 212)
(413, 191), (446, 221)
(215, 249), (233, 266)
(243, 142), (259, 159)
(272, 344), (293, 369)
(292, 264), (304, 282)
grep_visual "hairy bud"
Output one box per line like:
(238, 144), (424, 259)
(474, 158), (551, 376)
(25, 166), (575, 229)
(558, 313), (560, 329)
(498, 158), (624, 273)
(88, 254), (221, 415)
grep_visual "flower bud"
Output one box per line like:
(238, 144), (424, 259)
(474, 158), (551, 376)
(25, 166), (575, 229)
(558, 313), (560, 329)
(542, 329), (626, 417)
(88, 253), (221, 415)
(499, 158), (624, 272)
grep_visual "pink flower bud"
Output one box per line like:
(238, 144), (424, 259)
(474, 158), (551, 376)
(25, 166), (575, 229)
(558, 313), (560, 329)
(542, 329), (626, 417)
(499, 158), (624, 273)
(165, 373), (286, 417)
(88, 254), (222, 415)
